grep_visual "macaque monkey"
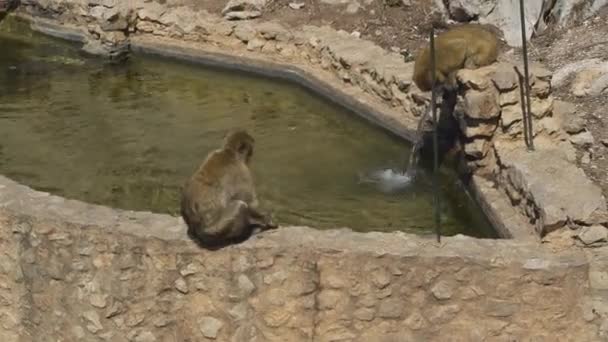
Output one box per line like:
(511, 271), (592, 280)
(413, 24), (499, 92)
(180, 129), (277, 249)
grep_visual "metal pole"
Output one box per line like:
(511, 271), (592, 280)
(430, 27), (441, 243)
(519, 0), (535, 151)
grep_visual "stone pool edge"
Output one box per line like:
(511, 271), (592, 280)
(7, 13), (526, 242)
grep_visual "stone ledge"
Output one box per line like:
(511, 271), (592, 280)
(0, 175), (586, 266)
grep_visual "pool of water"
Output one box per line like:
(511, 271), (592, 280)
(0, 17), (497, 238)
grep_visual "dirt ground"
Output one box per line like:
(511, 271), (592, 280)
(529, 7), (608, 199)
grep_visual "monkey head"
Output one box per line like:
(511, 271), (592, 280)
(223, 129), (255, 163)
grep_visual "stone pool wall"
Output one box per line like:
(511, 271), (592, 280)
(0, 176), (599, 341)
(1, 0), (608, 340)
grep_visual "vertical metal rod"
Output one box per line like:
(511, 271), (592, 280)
(515, 68), (530, 147)
(519, 0), (535, 151)
(429, 27), (441, 243)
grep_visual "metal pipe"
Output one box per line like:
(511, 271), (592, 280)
(430, 27), (441, 243)
(519, 0), (535, 151)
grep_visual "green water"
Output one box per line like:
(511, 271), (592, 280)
(0, 18), (497, 238)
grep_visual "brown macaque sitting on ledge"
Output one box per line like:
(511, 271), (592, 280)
(180, 129), (277, 250)
(413, 24), (499, 93)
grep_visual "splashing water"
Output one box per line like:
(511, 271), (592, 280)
(358, 168), (414, 194)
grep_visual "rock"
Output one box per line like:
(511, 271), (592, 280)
(229, 303), (249, 321)
(256, 22), (292, 41)
(571, 68), (608, 97)
(553, 59), (608, 88)
(484, 298), (519, 317)
(371, 268), (391, 288)
(569, 130), (595, 148)
(83, 310), (103, 333)
(581, 152), (591, 164)
(377, 298), (403, 319)
(458, 66), (495, 90)
(475, 0), (544, 47)
(601, 139), (608, 147)
(222, 0), (267, 14)
(134, 331), (156, 342)
(426, 304), (460, 324)
(234, 23), (256, 42)
(199, 317), (224, 339)
(590, 271), (608, 290)
(492, 63), (518, 91)
(530, 97), (553, 119)
(501, 104), (522, 128)
(288, 2), (305, 9)
(105, 300), (124, 318)
(495, 145), (608, 235)
(180, 263), (202, 276)
(137, 3), (165, 21)
(553, 100), (585, 134)
(404, 311), (427, 330)
(237, 274), (256, 296)
(90, 294), (108, 308)
(577, 226), (608, 246)
(224, 10), (261, 20)
(263, 308), (290, 327)
(346, 1), (361, 13)
(350, 31), (361, 38)
(431, 281), (453, 300)
(463, 89), (500, 120)
(445, 0), (496, 21)
(318, 290), (345, 310)
(354, 308), (375, 321)
(174, 278), (188, 294)
(246, 38), (265, 51)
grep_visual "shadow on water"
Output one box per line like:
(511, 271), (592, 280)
(0, 17), (498, 238)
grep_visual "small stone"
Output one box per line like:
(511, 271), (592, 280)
(354, 308), (375, 321)
(484, 299), (519, 317)
(590, 271), (608, 290)
(377, 298), (403, 319)
(288, 2), (305, 9)
(463, 89), (500, 119)
(247, 38), (265, 51)
(492, 64), (518, 91)
(224, 10), (262, 20)
(199, 316), (224, 339)
(318, 290), (344, 310)
(426, 304), (461, 324)
(134, 331), (156, 342)
(323, 273), (347, 289)
(237, 274), (256, 296)
(263, 308), (290, 327)
(90, 294), (108, 308)
(351, 31), (361, 38)
(229, 303), (249, 321)
(105, 300), (124, 318)
(581, 152), (591, 164)
(346, 1), (361, 13)
(83, 310), (103, 333)
(371, 268), (391, 288)
(125, 311), (146, 327)
(233, 23), (256, 42)
(153, 315), (173, 328)
(601, 139), (608, 147)
(569, 130), (595, 148)
(431, 281), (453, 300)
(174, 278), (188, 294)
(72, 326), (86, 339)
(180, 263), (201, 276)
(404, 311), (427, 330)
